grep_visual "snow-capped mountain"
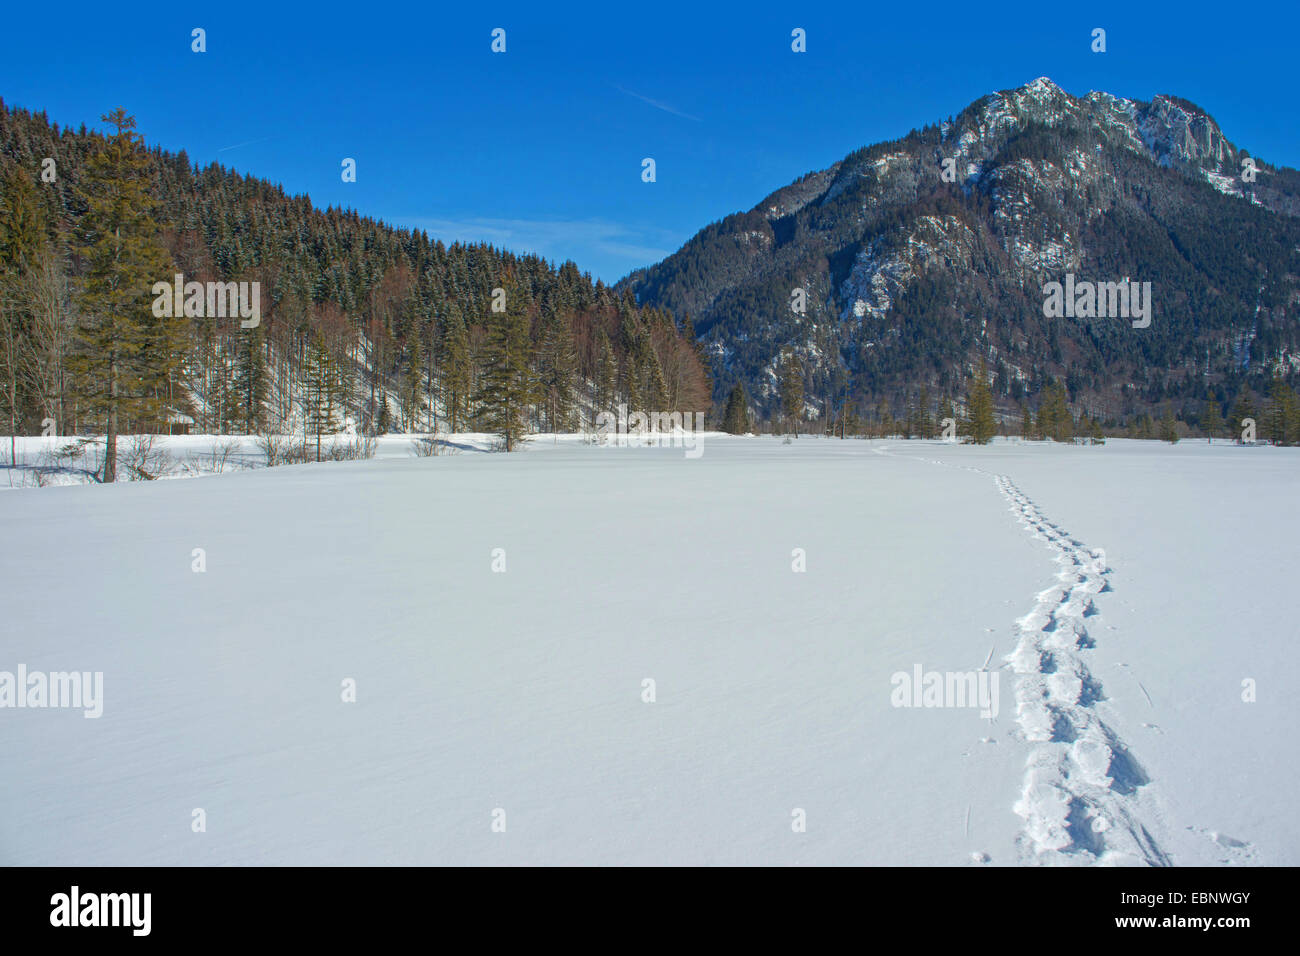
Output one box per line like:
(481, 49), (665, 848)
(620, 78), (1300, 419)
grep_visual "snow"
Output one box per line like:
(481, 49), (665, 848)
(0, 433), (505, 488)
(1204, 170), (1241, 197)
(1, 436), (1295, 865)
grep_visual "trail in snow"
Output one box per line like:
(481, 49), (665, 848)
(875, 443), (1171, 866)
(994, 474), (1169, 866)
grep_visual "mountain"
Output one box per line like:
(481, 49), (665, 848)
(619, 78), (1300, 425)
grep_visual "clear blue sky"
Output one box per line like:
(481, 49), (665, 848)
(2, 1), (1296, 282)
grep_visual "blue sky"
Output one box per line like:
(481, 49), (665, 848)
(2, 1), (1296, 282)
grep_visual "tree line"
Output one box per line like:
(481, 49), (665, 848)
(717, 356), (1299, 448)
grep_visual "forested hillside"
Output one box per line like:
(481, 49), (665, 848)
(620, 78), (1300, 438)
(0, 99), (710, 472)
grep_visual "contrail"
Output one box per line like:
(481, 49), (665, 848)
(613, 84), (701, 122)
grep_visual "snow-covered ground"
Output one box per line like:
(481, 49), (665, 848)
(0, 432), (511, 488)
(1, 435), (1295, 865)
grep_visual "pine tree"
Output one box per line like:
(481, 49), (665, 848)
(472, 280), (535, 451)
(67, 109), (176, 481)
(722, 382), (750, 434)
(966, 358), (996, 444)
(1020, 402), (1033, 440)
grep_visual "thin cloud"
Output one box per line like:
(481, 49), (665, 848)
(398, 215), (677, 274)
(614, 84), (701, 122)
(218, 135), (280, 153)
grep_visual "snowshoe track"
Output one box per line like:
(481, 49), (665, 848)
(995, 474), (1169, 866)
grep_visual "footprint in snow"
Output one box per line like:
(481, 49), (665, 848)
(1187, 826), (1257, 863)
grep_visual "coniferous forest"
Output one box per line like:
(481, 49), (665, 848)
(0, 100), (711, 477)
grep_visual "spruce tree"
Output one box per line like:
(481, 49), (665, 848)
(535, 305), (576, 431)
(966, 358), (996, 444)
(0, 166), (46, 269)
(878, 404), (894, 439)
(0, 166), (48, 464)
(472, 280), (535, 451)
(1089, 414), (1105, 444)
(624, 349), (644, 412)
(779, 349), (804, 436)
(1266, 377), (1297, 446)
(1201, 395), (1222, 443)
(594, 329), (617, 419)
(1230, 392), (1257, 443)
(939, 396), (956, 438)
(234, 321), (268, 433)
(722, 382), (750, 434)
(1138, 413), (1153, 440)
(439, 308), (470, 432)
(904, 399), (919, 440)
(680, 311), (712, 397)
(303, 330), (342, 460)
(1159, 407), (1180, 443)
(641, 339), (669, 414)
(1036, 380), (1072, 442)
(68, 109), (176, 481)
(403, 335), (424, 431)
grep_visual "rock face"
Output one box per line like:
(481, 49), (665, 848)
(620, 78), (1300, 419)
